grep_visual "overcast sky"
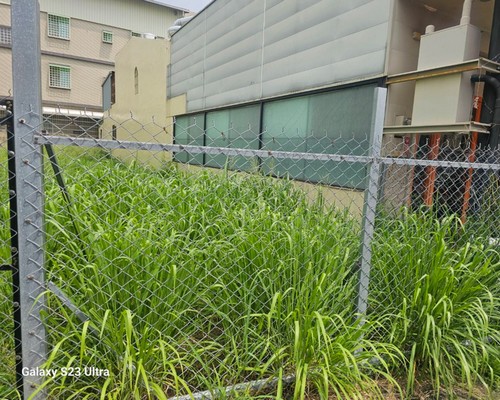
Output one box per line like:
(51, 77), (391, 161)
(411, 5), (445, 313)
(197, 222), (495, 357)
(159, 0), (213, 12)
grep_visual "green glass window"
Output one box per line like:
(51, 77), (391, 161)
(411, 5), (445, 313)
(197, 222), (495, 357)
(261, 97), (308, 180)
(174, 83), (377, 189)
(174, 114), (205, 165)
(205, 105), (260, 172)
(304, 85), (375, 188)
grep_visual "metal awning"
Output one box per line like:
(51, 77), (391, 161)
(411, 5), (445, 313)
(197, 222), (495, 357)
(386, 57), (500, 85)
(42, 107), (103, 119)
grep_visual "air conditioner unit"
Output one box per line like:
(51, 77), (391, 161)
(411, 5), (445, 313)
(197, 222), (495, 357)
(411, 23), (481, 126)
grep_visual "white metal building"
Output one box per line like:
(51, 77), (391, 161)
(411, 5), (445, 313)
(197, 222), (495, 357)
(166, 0), (499, 205)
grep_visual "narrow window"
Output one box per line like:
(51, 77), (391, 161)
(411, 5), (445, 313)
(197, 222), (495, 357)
(49, 65), (71, 89)
(112, 125), (117, 140)
(134, 67), (139, 95)
(48, 14), (70, 39)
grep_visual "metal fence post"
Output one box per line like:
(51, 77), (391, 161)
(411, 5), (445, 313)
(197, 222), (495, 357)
(356, 87), (387, 320)
(6, 100), (25, 398)
(11, 0), (46, 398)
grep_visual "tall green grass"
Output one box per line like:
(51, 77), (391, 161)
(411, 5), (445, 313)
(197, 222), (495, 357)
(0, 147), (18, 400)
(28, 148), (400, 399)
(1, 147), (499, 399)
(370, 209), (500, 397)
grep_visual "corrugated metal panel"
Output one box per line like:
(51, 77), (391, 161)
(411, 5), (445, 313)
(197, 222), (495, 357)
(170, 0), (391, 113)
(169, 0), (266, 110)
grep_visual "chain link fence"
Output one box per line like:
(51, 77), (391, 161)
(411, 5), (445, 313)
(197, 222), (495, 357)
(2, 1), (500, 399)
(32, 107), (381, 398)
(1, 103), (498, 399)
(0, 97), (18, 400)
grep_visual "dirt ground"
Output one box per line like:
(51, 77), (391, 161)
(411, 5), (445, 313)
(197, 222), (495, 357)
(253, 378), (500, 399)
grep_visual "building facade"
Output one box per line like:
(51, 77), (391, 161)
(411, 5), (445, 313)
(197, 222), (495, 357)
(164, 0), (498, 212)
(0, 0), (186, 136)
(100, 0), (498, 213)
(100, 36), (171, 167)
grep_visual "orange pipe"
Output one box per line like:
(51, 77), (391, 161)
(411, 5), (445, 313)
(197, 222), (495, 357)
(423, 134), (440, 206)
(461, 95), (483, 223)
(406, 134), (419, 208)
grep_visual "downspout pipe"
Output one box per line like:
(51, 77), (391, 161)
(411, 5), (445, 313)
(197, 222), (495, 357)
(471, 74), (500, 149)
(461, 0), (473, 25)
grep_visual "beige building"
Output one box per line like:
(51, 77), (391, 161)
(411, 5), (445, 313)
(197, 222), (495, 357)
(0, 0), (186, 136)
(101, 36), (171, 166)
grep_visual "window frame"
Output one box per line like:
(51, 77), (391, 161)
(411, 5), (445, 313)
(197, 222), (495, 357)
(47, 14), (70, 40)
(102, 30), (113, 44)
(0, 25), (12, 45)
(49, 64), (71, 90)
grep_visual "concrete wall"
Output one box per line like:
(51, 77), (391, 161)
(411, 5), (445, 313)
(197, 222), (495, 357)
(0, 46), (11, 98)
(39, 12), (131, 64)
(0, 4), (132, 109)
(169, 0), (392, 113)
(100, 38), (170, 166)
(175, 163), (366, 220)
(41, 55), (114, 109)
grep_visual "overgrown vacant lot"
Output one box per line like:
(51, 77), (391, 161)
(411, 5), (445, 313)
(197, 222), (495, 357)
(0, 148), (499, 399)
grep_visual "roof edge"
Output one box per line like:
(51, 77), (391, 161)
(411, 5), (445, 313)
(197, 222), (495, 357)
(143, 0), (189, 13)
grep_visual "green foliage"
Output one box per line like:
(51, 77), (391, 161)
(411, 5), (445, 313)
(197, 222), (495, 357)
(370, 209), (500, 398)
(1, 147), (498, 399)
(27, 149), (398, 399)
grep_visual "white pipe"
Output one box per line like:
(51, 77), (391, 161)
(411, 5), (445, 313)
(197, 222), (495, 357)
(460, 0), (472, 25)
(167, 25), (181, 38)
(174, 16), (194, 27)
(167, 375), (296, 400)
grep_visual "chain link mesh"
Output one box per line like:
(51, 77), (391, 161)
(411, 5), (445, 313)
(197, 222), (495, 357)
(1, 103), (495, 398)
(372, 135), (500, 324)
(31, 112), (372, 398)
(1, 0), (499, 396)
(0, 97), (17, 400)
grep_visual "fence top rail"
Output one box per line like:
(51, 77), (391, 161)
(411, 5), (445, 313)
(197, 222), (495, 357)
(34, 134), (500, 171)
